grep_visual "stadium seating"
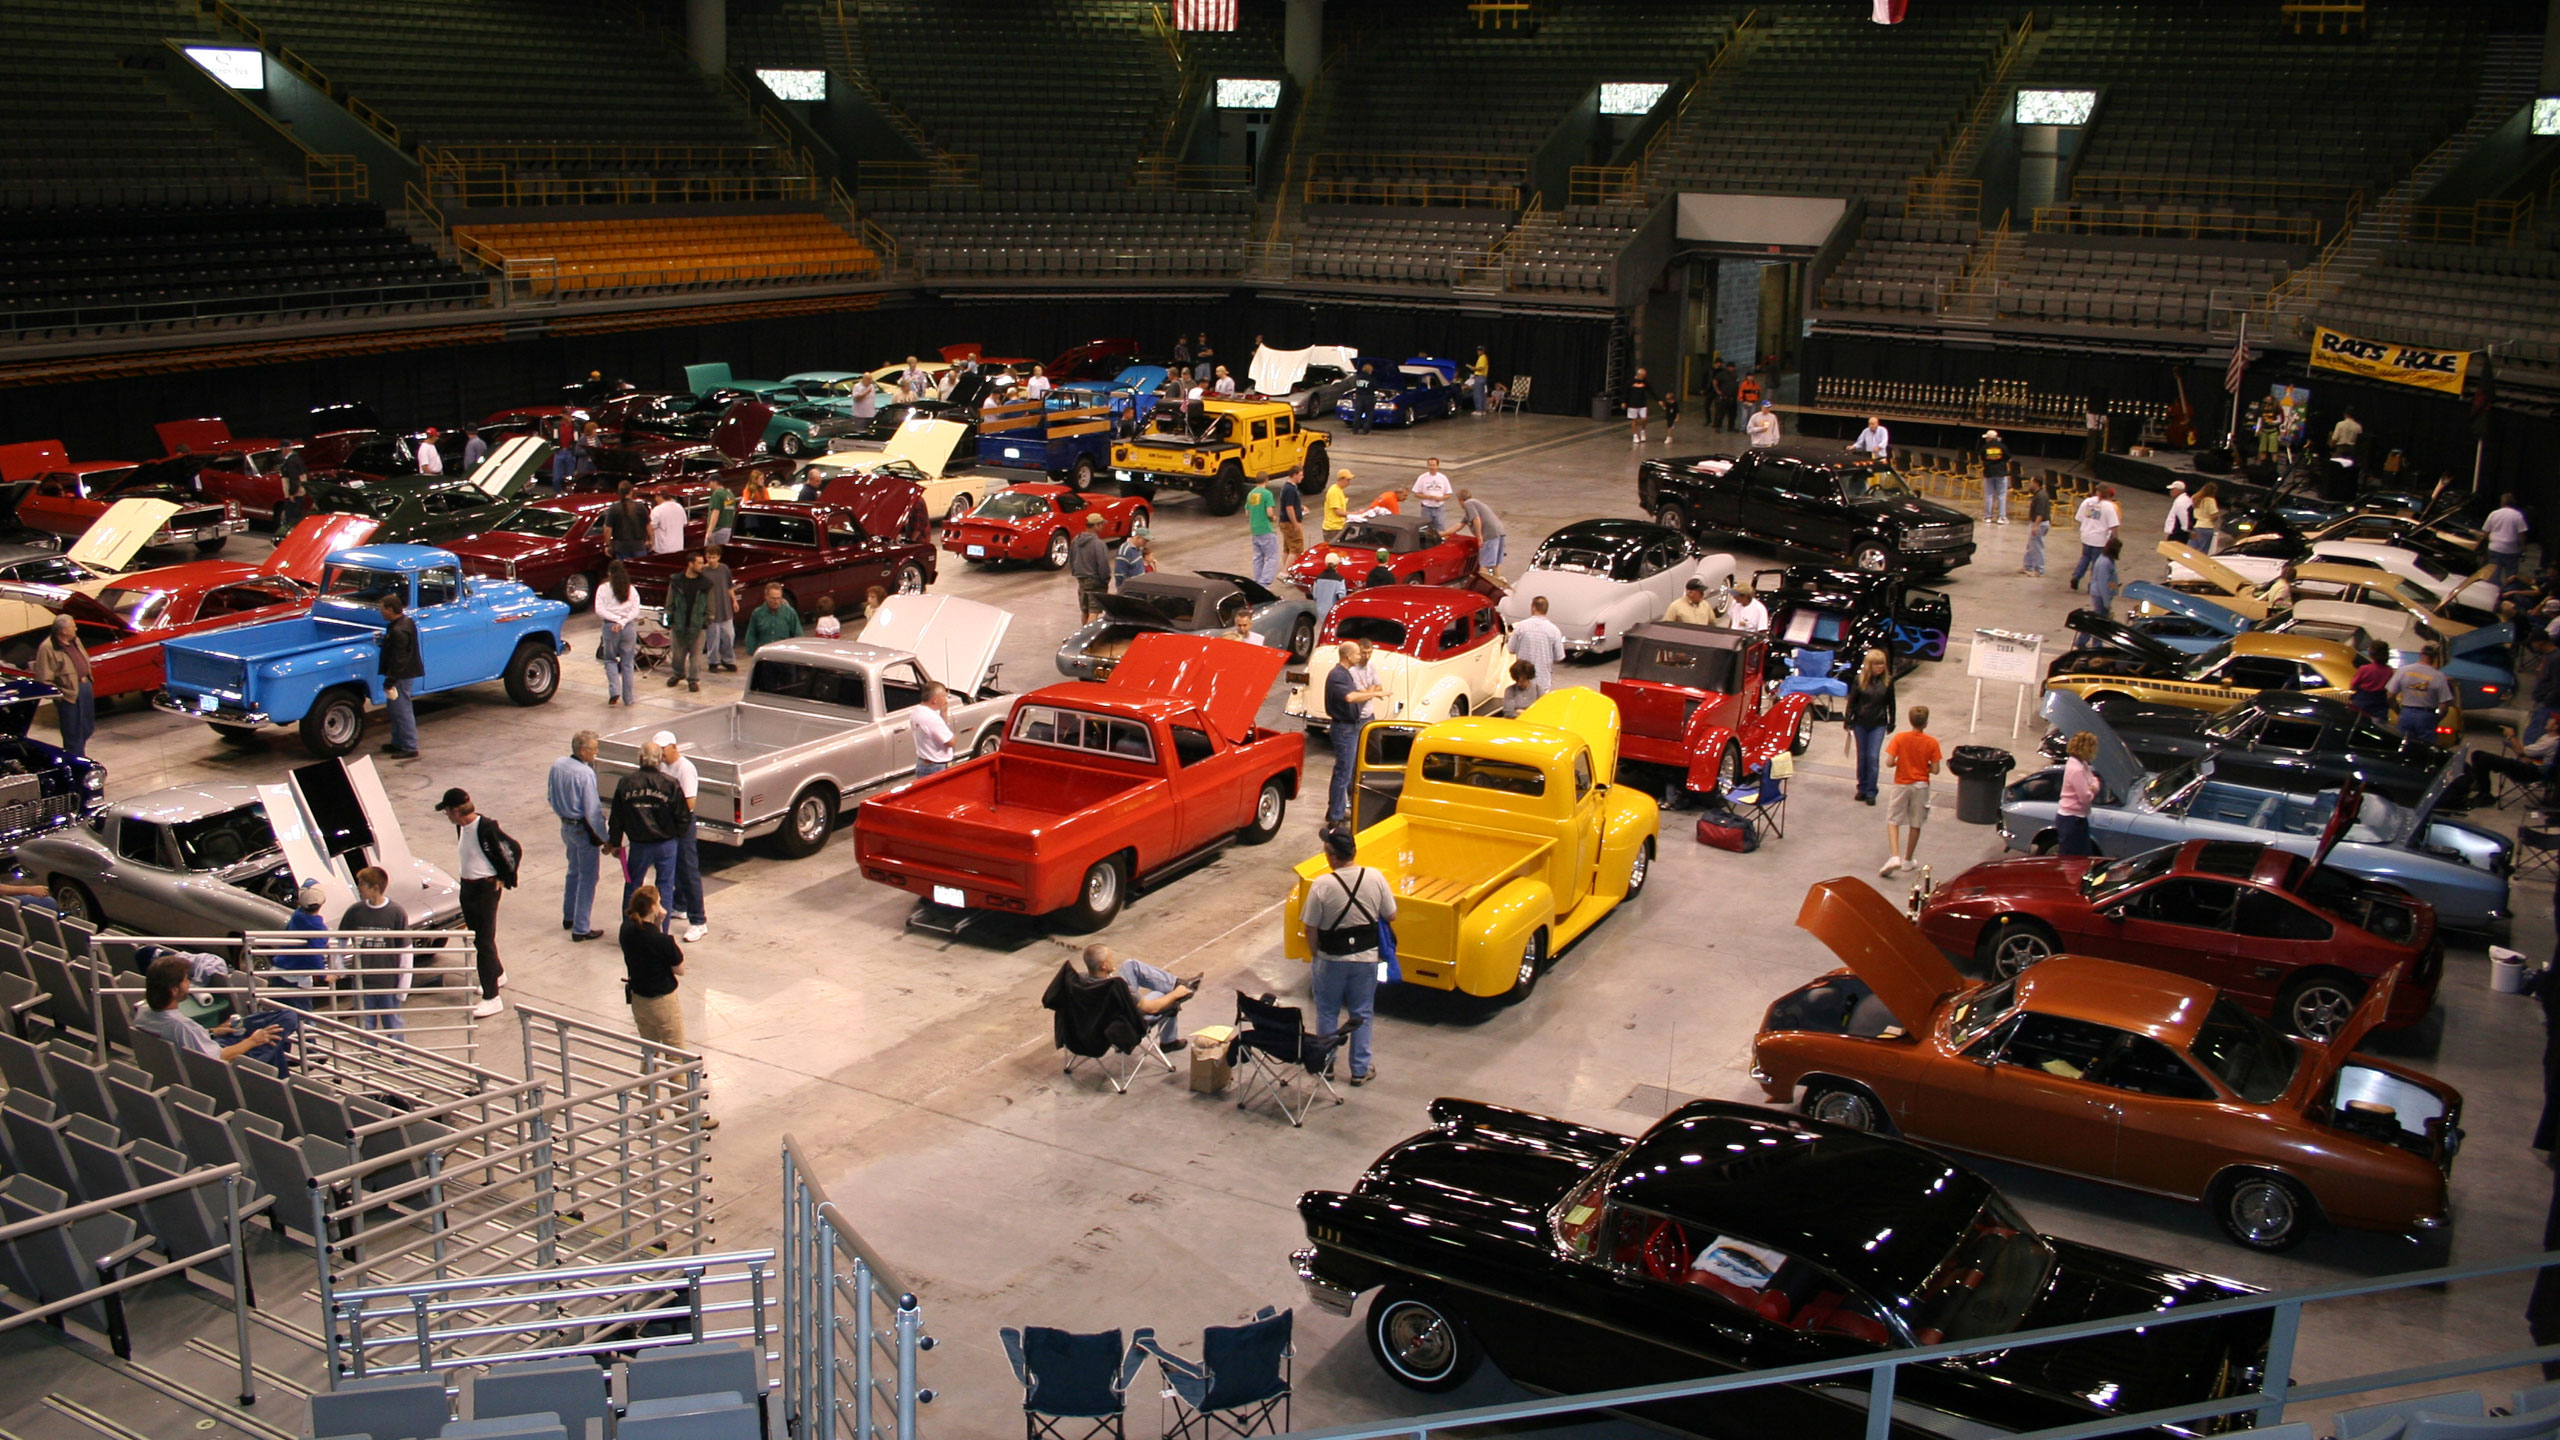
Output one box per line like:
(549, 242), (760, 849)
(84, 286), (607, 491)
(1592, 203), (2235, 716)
(864, 187), (1252, 279)
(1293, 213), (1513, 286)
(1996, 241), (2294, 331)
(1820, 216), (1983, 315)
(2323, 244), (2560, 371)
(453, 213), (879, 295)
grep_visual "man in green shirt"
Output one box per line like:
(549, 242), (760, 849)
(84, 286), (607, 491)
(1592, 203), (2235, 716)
(1245, 480), (1278, 586)
(741, 581), (804, 655)
(706, 478), (737, 546)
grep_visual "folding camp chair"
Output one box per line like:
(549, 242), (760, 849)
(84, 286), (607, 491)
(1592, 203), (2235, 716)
(1002, 1325), (1151, 1440)
(1229, 994), (1339, 1127)
(1138, 1307), (1293, 1438)
(1041, 963), (1175, 1095)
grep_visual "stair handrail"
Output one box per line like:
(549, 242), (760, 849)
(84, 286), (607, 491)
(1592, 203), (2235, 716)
(190, 0), (402, 149)
(1637, 8), (1757, 194)
(1926, 10), (2035, 181)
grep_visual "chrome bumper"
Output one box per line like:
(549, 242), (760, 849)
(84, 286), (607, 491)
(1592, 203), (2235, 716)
(150, 692), (270, 727)
(1290, 1248), (1356, 1317)
(697, 816), (780, 847)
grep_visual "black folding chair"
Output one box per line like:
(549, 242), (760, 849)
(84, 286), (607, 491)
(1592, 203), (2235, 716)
(1041, 963), (1176, 1095)
(1229, 994), (1339, 1127)
(1001, 1325), (1151, 1440)
(1139, 1307), (1293, 1439)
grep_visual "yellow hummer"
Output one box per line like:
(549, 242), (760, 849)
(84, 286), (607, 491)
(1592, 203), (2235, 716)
(1109, 397), (1331, 516)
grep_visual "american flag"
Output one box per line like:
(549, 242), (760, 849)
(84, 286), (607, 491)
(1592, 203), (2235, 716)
(1175, 0), (1237, 30)
(2224, 318), (2252, 395)
(1871, 0), (1908, 22)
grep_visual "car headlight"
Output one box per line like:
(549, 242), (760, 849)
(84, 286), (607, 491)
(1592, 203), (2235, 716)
(82, 768), (104, 791)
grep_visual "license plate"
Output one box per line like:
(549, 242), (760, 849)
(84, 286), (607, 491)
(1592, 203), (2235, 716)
(966, 545), (985, 557)
(1002, 447), (1022, 460)
(932, 885), (965, 907)
(195, 695), (216, 713)
(194, 527), (221, 541)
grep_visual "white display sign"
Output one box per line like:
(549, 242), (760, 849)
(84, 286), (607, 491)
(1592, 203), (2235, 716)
(1967, 628), (2043, 737)
(1215, 77), (1281, 110)
(1599, 82), (1671, 116)
(2016, 89), (2095, 125)
(757, 68), (826, 102)
(185, 46), (265, 90)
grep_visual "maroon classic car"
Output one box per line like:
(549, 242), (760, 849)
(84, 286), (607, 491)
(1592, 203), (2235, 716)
(446, 490), (709, 608)
(621, 474), (935, 628)
(1914, 838), (2441, 1039)
(1602, 621), (1814, 797)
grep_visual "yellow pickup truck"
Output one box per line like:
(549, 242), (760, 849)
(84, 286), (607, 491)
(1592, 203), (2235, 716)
(1282, 688), (1659, 1003)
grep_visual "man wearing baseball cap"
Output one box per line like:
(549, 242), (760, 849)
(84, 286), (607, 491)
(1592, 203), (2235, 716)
(434, 787), (522, 1018)
(655, 731), (708, 943)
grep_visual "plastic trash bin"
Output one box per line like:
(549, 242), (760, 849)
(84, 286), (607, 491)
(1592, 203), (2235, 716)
(1949, 745), (2017, 826)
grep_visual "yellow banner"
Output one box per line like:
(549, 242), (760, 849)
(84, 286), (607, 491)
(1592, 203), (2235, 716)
(2308, 326), (2473, 395)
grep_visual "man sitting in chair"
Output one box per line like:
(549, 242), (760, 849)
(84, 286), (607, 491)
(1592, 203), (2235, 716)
(2468, 715), (2560, 808)
(1083, 945), (1200, 1052)
(134, 952), (303, 1071)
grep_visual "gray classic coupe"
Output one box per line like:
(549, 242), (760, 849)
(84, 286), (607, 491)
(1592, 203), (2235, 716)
(1056, 570), (1319, 679)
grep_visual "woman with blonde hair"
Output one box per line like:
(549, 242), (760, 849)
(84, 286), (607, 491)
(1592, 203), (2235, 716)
(2190, 481), (2222, 555)
(2056, 731), (2102, 856)
(1843, 648), (1895, 805)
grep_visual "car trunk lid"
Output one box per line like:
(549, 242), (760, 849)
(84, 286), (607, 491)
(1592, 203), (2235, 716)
(2158, 540), (2272, 613)
(1106, 632), (1286, 744)
(258, 513), (382, 580)
(882, 416), (967, 477)
(153, 418), (235, 455)
(862, 593), (1012, 697)
(467, 434), (550, 504)
(709, 402), (775, 463)
(1795, 877), (1969, 1032)
(68, 498), (182, 573)
(2066, 609), (2195, 672)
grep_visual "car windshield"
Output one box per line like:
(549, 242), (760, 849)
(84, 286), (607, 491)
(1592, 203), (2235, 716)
(1619, 636), (1739, 692)
(2175, 641), (2234, 681)
(2189, 996), (2299, 1102)
(2082, 843), (2180, 902)
(734, 511), (816, 546)
(976, 493), (1054, 522)
(1531, 541), (1618, 577)
(1333, 615), (1408, 649)
(500, 508), (585, 539)
(2139, 760), (2207, 811)
(171, 806), (280, 871)
(92, 588), (171, 630)
(2199, 707), (2256, 741)
(1549, 1154), (1620, 1259)
(1838, 464), (1918, 500)
(1907, 1196), (2056, 1344)
(1336, 522), (1407, 552)
(323, 567), (407, 604)
(1944, 978), (2017, 1048)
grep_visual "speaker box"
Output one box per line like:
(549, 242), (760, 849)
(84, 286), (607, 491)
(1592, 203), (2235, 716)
(2190, 447), (2233, 475)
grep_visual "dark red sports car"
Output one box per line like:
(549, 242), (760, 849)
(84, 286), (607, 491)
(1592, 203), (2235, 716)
(446, 489), (710, 608)
(942, 483), (1149, 568)
(1914, 838), (2440, 1038)
(1284, 511), (1479, 594)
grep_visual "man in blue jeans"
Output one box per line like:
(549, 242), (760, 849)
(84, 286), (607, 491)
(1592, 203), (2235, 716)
(549, 730), (608, 942)
(1298, 828), (1395, 1085)
(377, 592), (423, 759)
(607, 747), (689, 930)
(1082, 945), (1198, 1050)
(1323, 641), (1388, 825)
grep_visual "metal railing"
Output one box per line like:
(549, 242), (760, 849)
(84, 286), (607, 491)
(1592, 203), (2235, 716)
(2401, 196), (2538, 247)
(2070, 173), (2364, 214)
(326, 1248), (776, 1382)
(303, 153), (370, 203)
(521, 1006), (714, 1260)
(191, 0), (401, 149)
(1305, 177), (1522, 209)
(1134, 160), (1253, 191)
(2, 276), (486, 339)
(1279, 1248), (2560, 1440)
(87, 928), (488, 1068)
(858, 157), (981, 189)
(0, 1166), (258, 1387)
(1636, 8), (1758, 194)
(1927, 11), (2035, 183)
(2032, 203), (2323, 246)
(1906, 176), (1983, 220)
(1567, 166), (1639, 207)
(781, 1136), (933, 1440)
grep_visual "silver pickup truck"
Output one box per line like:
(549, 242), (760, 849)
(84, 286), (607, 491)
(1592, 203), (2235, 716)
(595, 594), (1012, 857)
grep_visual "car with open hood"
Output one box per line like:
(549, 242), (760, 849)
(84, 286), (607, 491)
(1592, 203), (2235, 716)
(0, 512), (379, 701)
(942, 483), (1150, 569)
(1285, 586), (1512, 731)
(1293, 1095), (2273, 1437)
(2038, 689), (2449, 807)
(2153, 541), (2283, 621)
(1756, 564), (1951, 684)
(1605, 622), (1814, 799)
(2045, 615), (2369, 716)
(1757, 876), (2463, 1251)
(1915, 837), (2441, 1037)
(148, 415), (319, 527)
(0, 678), (105, 853)
(18, 758), (463, 935)
(301, 428), (551, 546)
(2213, 507), (2485, 574)
(854, 633), (1304, 931)
(0, 496), (196, 600)
(1495, 519), (1730, 659)
(1283, 512), (1479, 596)
(1056, 570), (1318, 680)
(801, 417), (994, 525)
(1640, 447), (1974, 576)
(2207, 540), (2499, 625)
(1247, 343), (1359, 417)
(2001, 691), (2509, 932)
(7, 439), (245, 556)
(2285, 562), (2507, 641)
(594, 595), (1013, 857)
(1334, 357), (1460, 427)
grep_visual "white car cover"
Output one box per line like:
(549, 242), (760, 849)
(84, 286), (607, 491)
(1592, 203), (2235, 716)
(1250, 345), (1360, 398)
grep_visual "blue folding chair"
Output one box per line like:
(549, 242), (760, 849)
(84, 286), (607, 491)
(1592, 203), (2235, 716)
(1138, 1307), (1293, 1438)
(1002, 1326), (1150, 1440)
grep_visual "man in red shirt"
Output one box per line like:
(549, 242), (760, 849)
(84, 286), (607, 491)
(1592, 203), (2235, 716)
(2348, 642), (2393, 722)
(1880, 706), (1943, 877)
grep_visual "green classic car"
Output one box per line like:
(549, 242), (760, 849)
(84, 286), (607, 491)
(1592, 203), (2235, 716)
(301, 438), (544, 545)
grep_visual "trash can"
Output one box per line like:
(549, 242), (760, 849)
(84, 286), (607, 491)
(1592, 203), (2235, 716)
(1592, 393), (1613, 421)
(1948, 746), (2017, 826)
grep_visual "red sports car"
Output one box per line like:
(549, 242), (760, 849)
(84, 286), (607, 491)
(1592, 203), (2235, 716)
(0, 512), (377, 700)
(1284, 511), (1479, 594)
(943, 483), (1149, 569)
(447, 489), (711, 608)
(1915, 838), (2440, 1038)
(11, 440), (244, 554)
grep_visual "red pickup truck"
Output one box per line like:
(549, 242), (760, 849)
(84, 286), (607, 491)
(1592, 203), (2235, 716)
(854, 633), (1301, 930)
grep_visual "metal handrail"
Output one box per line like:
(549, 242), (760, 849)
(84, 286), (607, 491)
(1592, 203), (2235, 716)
(1567, 166), (1638, 207)
(1306, 152), (1529, 181)
(1638, 8), (1758, 193)
(2033, 203), (2322, 246)
(782, 1135), (929, 1440)
(328, 1248), (776, 1381)
(1305, 178), (1521, 208)
(2072, 173), (2364, 211)
(1924, 10), (2035, 183)
(1278, 1248), (2560, 1440)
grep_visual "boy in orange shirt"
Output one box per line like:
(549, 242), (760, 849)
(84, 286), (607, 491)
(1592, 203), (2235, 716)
(1880, 706), (1942, 877)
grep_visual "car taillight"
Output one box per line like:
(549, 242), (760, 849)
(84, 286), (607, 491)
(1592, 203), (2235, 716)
(1593, 621), (1607, 638)
(734, 796), (743, 823)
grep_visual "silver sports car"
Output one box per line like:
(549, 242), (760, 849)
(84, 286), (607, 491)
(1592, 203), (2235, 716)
(1056, 570), (1319, 679)
(16, 765), (461, 936)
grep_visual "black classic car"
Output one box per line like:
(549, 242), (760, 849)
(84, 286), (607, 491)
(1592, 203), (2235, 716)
(1639, 446), (1974, 576)
(2042, 691), (2451, 806)
(1295, 1098), (2269, 1439)
(1756, 565), (1951, 682)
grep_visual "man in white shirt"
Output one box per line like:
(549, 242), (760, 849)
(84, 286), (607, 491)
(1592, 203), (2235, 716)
(1852, 417), (1890, 459)
(1727, 583), (1770, 633)
(1213, 365), (1237, 395)
(416, 431), (444, 476)
(1746, 402), (1781, 447)
(1025, 365), (1052, 399)
(2486, 492), (2530, 587)
(652, 732), (709, 943)
(1227, 609), (1264, 646)
(2329, 409), (2363, 458)
(1507, 595), (1567, 689)
(2163, 480), (2193, 543)
(1411, 460), (1453, 530)
(433, 787), (519, 1017)
(2069, 485), (2121, 591)
(647, 493), (688, 555)
(912, 682), (956, 777)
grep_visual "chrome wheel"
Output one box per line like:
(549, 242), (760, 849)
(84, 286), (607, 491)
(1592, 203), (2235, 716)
(1255, 785), (1283, 830)
(1853, 543), (1891, 573)
(1626, 838), (1652, 896)
(562, 571), (595, 608)
(2282, 978), (2362, 1039)
(48, 881), (93, 924)
(2218, 1172), (2309, 1250)
(1085, 862), (1119, 912)
(1791, 707), (1814, 755)
(320, 699), (360, 750)
(946, 494), (972, 525)
(1373, 1297), (1462, 1387)
(1716, 743), (1741, 792)
(895, 562), (927, 594)
(1045, 530), (1072, 569)
(794, 793), (830, 846)
(1805, 1086), (1879, 1131)
(1988, 924), (2056, 978)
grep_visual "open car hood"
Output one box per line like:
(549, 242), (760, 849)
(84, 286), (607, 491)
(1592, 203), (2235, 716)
(0, 594), (69, 645)
(683, 362), (734, 395)
(2122, 581), (2246, 634)
(1095, 589), (1196, 628)
(2403, 750), (2466, 840)
(1520, 685), (1622, 784)
(1248, 343), (1358, 396)
(2303, 963), (2404, 1104)
(2066, 609), (2193, 672)
(2445, 621), (2515, 661)
(469, 434), (550, 503)
(1107, 632), (1288, 745)
(2038, 689), (2145, 801)
(1794, 878), (1967, 1033)
(0, 441), (72, 483)
(861, 593), (1011, 697)
(710, 402), (775, 462)
(881, 416), (968, 478)
(153, 418), (234, 455)
(2157, 541), (2270, 608)
(68, 498), (182, 573)
(259, 513), (382, 580)
(1197, 570), (1280, 607)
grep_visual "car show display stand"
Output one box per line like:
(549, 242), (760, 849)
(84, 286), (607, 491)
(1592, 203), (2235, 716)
(1967, 628), (2043, 737)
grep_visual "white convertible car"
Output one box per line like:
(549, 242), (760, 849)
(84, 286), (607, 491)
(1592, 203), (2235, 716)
(1496, 518), (1734, 659)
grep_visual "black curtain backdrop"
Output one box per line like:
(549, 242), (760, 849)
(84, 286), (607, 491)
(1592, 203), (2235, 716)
(0, 297), (1612, 461)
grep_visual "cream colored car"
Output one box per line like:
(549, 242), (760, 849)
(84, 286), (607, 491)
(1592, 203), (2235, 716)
(1285, 586), (1517, 731)
(798, 418), (999, 525)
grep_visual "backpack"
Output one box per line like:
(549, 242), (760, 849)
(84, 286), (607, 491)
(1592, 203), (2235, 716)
(1695, 803), (1758, 854)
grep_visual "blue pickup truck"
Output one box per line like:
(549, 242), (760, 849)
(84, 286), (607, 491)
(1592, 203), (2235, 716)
(154, 544), (570, 757)
(977, 366), (1168, 489)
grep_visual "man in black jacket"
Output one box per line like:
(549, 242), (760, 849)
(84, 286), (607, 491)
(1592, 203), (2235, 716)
(378, 593), (424, 758)
(434, 787), (521, 1016)
(608, 749), (689, 931)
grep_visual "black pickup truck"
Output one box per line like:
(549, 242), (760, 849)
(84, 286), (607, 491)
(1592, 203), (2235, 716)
(1637, 445), (1975, 577)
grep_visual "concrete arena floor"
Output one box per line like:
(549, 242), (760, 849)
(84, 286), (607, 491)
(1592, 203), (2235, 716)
(42, 411), (2556, 1437)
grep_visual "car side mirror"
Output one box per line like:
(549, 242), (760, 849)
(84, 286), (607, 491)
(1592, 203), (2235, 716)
(2102, 905), (2127, 922)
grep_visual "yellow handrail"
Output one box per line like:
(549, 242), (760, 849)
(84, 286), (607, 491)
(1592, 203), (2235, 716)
(2071, 173), (2363, 212)
(2035, 204), (2321, 246)
(1304, 178), (1521, 208)
(1306, 152), (1530, 181)
(1926, 11), (2034, 181)
(1638, 8), (1757, 193)
(1568, 166), (1639, 207)
(192, 0), (401, 149)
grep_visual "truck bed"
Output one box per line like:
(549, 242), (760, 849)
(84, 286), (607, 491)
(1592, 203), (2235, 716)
(1293, 816), (1553, 987)
(887, 752), (1144, 821)
(598, 703), (849, 775)
(167, 615), (368, 661)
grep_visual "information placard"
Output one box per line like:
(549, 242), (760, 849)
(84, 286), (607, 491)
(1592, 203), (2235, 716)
(1966, 628), (2043, 735)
